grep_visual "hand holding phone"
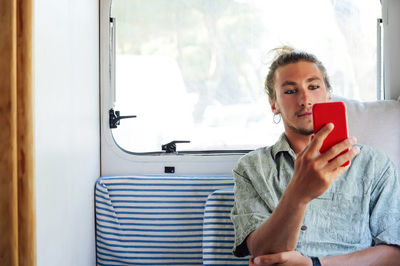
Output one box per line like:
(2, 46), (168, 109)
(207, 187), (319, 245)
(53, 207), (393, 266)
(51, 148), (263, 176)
(312, 102), (350, 167)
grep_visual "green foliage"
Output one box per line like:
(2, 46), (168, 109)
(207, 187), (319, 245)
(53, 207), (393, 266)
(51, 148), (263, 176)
(112, 0), (266, 108)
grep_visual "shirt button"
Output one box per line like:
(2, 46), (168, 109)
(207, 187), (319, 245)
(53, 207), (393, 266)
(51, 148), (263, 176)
(301, 225), (307, 231)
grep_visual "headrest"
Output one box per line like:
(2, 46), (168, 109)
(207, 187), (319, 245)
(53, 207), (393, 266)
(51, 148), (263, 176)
(332, 96), (400, 171)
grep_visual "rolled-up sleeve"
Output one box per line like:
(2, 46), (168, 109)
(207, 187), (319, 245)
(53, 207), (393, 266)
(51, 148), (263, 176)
(230, 169), (271, 257)
(369, 161), (400, 247)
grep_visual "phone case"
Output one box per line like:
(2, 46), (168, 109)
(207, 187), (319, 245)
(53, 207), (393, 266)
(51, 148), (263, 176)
(312, 102), (350, 166)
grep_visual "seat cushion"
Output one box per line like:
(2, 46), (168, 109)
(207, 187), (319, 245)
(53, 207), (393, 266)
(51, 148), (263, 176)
(95, 175), (234, 265)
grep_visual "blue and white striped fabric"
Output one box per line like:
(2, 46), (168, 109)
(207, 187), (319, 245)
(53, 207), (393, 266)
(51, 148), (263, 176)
(95, 175), (235, 265)
(203, 188), (250, 265)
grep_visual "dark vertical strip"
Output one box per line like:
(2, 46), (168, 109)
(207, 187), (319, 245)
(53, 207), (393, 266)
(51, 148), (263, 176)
(0, 0), (18, 265)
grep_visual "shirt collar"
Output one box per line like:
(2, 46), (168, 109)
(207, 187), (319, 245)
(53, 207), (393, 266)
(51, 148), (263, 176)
(271, 133), (296, 160)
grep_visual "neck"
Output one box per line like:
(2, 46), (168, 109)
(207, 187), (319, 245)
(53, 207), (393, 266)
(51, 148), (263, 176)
(284, 128), (312, 155)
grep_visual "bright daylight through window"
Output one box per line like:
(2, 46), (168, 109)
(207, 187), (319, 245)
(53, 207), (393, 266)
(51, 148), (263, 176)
(110, 0), (381, 153)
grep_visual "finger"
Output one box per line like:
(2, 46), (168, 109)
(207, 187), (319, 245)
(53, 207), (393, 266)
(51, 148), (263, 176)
(249, 258), (255, 266)
(319, 136), (357, 163)
(306, 134), (315, 146)
(308, 123), (334, 154)
(249, 257), (257, 266)
(327, 145), (360, 171)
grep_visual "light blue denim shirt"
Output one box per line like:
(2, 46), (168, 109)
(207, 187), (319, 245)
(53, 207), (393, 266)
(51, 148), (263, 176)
(231, 134), (400, 257)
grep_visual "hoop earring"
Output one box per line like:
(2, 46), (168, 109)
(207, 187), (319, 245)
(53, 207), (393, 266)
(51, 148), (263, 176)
(273, 114), (281, 124)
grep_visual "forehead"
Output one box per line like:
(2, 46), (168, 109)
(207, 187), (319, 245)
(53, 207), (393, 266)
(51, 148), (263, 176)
(274, 61), (324, 86)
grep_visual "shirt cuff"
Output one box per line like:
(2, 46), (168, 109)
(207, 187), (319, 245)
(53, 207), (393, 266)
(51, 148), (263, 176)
(373, 219), (400, 247)
(231, 213), (269, 257)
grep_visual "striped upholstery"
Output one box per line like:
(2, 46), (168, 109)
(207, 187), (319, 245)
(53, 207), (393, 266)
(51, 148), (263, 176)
(95, 175), (240, 265)
(203, 188), (250, 265)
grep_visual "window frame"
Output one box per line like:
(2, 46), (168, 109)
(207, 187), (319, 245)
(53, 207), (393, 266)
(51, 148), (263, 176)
(100, 0), (249, 176)
(101, 0), (259, 156)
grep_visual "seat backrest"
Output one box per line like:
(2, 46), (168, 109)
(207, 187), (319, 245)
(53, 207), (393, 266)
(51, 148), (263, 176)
(95, 174), (235, 265)
(333, 96), (400, 171)
(203, 188), (249, 265)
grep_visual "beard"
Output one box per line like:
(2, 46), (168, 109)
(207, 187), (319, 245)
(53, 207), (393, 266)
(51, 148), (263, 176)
(287, 124), (314, 136)
(283, 108), (314, 136)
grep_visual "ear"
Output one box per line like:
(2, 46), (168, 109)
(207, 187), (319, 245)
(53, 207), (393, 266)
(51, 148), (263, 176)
(269, 98), (280, 115)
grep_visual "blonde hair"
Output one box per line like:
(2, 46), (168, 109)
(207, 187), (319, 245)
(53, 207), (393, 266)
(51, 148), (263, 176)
(265, 46), (331, 100)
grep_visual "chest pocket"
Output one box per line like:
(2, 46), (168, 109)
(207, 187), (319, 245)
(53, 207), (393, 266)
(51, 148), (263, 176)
(309, 192), (366, 245)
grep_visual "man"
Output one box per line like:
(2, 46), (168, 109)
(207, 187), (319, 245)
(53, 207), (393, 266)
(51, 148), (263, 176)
(231, 47), (400, 265)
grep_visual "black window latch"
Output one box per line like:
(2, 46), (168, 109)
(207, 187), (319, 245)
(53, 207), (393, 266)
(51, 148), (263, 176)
(109, 108), (137, 128)
(162, 140), (190, 153)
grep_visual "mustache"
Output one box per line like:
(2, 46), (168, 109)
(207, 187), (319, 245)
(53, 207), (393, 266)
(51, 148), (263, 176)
(295, 107), (312, 116)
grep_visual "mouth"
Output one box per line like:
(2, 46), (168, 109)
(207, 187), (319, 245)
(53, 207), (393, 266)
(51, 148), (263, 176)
(297, 112), (312, 118)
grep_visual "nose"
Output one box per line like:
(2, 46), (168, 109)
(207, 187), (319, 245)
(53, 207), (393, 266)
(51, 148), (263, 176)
(298, 88), (312, 108)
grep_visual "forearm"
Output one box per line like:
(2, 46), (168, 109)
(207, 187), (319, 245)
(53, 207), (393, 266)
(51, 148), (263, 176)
(320, 245), (400, 266)
(247, 186), (308, 257)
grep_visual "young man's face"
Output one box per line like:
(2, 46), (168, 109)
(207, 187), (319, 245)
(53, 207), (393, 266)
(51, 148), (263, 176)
(270, 61), (331, 136)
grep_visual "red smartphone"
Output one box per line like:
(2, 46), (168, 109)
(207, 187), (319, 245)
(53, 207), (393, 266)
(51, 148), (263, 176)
(312, 102), (350, 166)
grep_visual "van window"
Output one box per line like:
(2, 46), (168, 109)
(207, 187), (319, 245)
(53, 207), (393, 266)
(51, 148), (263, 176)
(110, 0), (381, 153)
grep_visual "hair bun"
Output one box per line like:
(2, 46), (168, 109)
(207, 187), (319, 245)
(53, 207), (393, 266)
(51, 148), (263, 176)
(269, 46), (296, 61)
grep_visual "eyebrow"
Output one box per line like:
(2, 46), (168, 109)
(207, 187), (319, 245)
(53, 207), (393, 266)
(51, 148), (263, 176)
(281, 76), (322, 87)
(306, 76), (322, 82)
(281, 80), (297, 87)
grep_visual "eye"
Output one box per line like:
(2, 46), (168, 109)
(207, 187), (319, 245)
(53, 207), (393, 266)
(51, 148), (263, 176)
(309, 85), (320, 90)
(284, 88), (298, 94)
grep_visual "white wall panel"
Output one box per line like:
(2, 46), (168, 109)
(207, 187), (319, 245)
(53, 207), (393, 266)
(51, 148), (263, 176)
(34, 0), (99, 265)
